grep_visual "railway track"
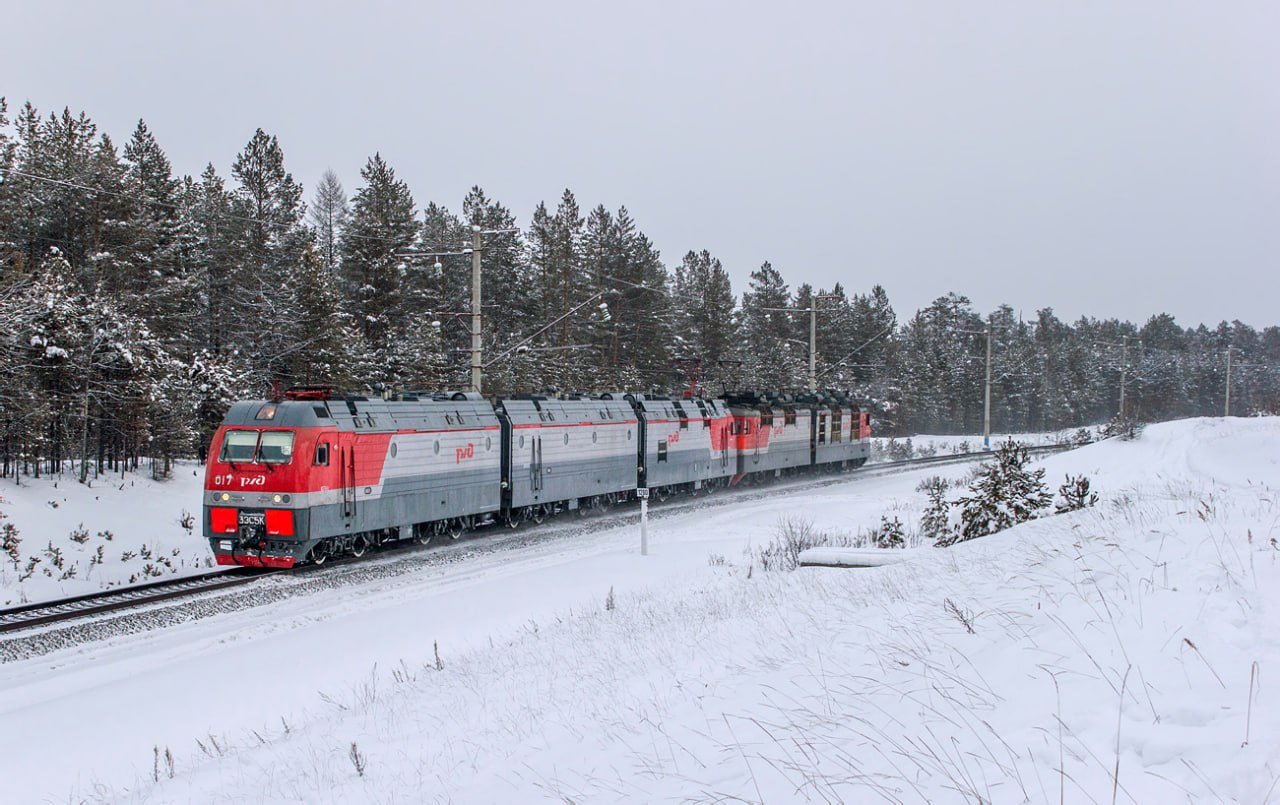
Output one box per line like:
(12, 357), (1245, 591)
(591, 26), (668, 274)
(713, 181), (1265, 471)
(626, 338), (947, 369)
(0, 442), (1076, 638)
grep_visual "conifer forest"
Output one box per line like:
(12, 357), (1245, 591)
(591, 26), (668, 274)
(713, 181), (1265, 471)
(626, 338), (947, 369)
(0, 98), (1276, 476)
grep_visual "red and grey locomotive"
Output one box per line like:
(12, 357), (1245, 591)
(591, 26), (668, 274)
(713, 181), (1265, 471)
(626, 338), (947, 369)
(203, 388), (869, 568)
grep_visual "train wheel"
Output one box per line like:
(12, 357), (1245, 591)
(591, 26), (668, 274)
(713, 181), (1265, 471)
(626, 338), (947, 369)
(309, 543), (329, 565)
(447, 519), (465, 539)
(530, 505), (546, 525)
(416, 525), (434, 546)
(505, 510), (522, 529)
(351, 535), (368, 558)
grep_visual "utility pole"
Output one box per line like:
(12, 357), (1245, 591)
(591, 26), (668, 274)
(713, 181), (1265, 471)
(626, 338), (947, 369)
(1224, 347), (1232, 417)
(983, 321), (992, 449)
(1118, 336), (1128, 420)
(470, 226), (483, 394)
(809, 302), (817, 393)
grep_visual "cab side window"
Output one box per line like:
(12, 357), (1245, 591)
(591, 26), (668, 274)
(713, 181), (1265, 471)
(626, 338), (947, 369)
(315, 442), (330, 466)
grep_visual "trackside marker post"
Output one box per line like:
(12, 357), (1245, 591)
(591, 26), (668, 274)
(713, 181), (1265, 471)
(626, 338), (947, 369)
(637, 488), (649, 555)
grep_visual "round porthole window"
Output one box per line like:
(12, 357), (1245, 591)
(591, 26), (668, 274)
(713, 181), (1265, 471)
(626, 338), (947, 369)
(592, 432), (598, 443)
(486, 436), (492, 451)
(390, 443), (398, 458)
(627, 430), (632, 440)
(519, 434), (525, 448)
(433, 441), (440, 455)
(563, 433), (569, 445)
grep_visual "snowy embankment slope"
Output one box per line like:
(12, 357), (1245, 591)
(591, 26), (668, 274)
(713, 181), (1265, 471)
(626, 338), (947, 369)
(0, 462), (213, 606)
(0, 418), (1275, 802)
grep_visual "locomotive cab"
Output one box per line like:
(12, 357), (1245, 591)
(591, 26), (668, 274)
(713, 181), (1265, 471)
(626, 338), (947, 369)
(204, 400), (336, 568)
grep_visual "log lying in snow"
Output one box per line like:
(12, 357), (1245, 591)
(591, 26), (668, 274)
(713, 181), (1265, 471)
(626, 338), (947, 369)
(799, 548), (909, 568)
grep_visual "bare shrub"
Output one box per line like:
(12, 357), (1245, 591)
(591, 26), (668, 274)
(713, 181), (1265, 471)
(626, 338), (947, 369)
(605, 586), (616, 612)
(944, 597), (976, 634)
(754, 515), (852, 571)
(349, 742), (367, 777)
(706, 553), (727, 567)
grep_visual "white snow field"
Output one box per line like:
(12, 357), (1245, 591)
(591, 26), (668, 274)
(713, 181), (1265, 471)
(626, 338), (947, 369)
(0, 463), (212, 607)
(0, 417), (1276, 802)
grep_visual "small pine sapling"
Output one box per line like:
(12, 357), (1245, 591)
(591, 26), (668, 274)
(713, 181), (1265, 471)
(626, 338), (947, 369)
(2, 523), (21, 569)
(916, 476), (954, 545)
(874, 516), (906, 549)
(951, 439), (1052, 543)
(69, 524), (90, 544)
(1055, 474), (1099, 513)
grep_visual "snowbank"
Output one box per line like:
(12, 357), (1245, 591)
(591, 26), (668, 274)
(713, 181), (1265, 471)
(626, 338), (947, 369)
(0, 462), (213, 606)
(45, 416), (1271, 803)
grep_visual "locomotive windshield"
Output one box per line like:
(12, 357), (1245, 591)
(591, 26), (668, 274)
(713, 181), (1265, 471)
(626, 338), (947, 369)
(218, 429), (295, 464)
(220, 430), (259, 462)
(258, 431), (295, 464)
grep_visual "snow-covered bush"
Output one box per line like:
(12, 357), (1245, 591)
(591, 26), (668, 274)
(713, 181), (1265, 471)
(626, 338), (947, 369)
(943, 439), (1051, 545)
(916, 476), (954, 544)
(1101, 415), (1144, 441)
(873, 516), (906, 549)
(1055, 474), (1099, 513)
(2, 523), (21, 569)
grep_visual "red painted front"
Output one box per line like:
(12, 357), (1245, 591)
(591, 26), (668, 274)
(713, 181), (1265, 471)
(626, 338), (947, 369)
(203, 425), (413, 498)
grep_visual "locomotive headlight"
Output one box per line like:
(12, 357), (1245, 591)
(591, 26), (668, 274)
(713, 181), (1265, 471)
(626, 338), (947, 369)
(272, 494), (282, 504)
(220, 492), (230, 502)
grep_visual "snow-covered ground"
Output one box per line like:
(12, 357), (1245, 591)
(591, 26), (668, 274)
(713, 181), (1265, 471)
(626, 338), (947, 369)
(0, 429), (1070, 608)
(0, 462), (213, 607)
(0, 417), (1276, 802)
(871, 427), (1086, 463)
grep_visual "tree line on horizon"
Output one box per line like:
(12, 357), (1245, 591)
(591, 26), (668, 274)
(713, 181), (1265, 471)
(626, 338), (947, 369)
(0, 97), (1276, 477)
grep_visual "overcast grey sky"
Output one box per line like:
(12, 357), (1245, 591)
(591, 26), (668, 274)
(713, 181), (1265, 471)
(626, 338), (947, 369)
(3, 1), (1275, 327)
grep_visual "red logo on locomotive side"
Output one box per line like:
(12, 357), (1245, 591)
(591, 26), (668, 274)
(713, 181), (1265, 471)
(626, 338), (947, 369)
(455, 442), (475, 464)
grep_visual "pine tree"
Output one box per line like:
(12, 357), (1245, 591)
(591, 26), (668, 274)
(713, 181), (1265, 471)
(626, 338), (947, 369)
(289, 245), (357, 387)
(119, 120), (183, 331)
(308, 168), (349, 275)
(340, 153), (417, 359)
(671, 249), (737, 390)
(228, 128), (308, 385)
(948, 439), (1052, 543)
(740, 261), (801, 389)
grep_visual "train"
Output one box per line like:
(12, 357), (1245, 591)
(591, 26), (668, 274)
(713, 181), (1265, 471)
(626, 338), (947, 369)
(202, 388), (871, 568)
